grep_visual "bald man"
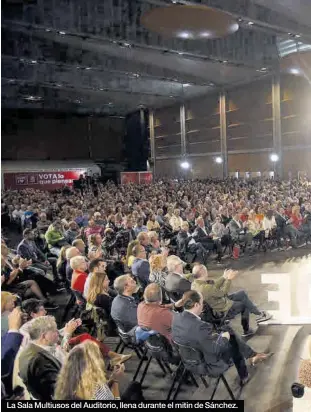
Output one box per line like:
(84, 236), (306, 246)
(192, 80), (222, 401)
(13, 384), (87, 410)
(137, 283), (182, 342)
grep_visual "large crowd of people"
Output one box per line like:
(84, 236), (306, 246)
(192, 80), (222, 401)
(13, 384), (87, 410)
(1, 177), (311, 401)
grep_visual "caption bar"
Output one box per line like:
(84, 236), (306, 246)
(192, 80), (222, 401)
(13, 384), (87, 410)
(5, 400), (244, 410)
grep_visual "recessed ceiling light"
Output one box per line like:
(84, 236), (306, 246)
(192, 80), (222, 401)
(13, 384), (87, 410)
(132, 73), (140, 77)
(295, 34), (301, 38)
(223, 60), (228, 63)
(170, 95), (174, 98)
(59, 31), (66, 35)
(261, 67), (267, 71)
(248, 21), (254, 25)
(31, 60), (37, 64)
(178, 52), (184, 55)
(288, 32), (292, 35)
(45, 29), (51, 32)
(86, 67), (91, 70)
(209, 82), (214, 86)
(183, 83), (191, 87)
(99, 88), (104, 91)
(123, 42), (131, 47)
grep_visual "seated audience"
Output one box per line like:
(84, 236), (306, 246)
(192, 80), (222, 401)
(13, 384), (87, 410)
(56, 245), (71, 283)
(70, 256), (88, 294)
(88, 233), (104, 260)
(54, 341), (143, 400)
(85, 218), (103, 240)
(169, 209), (184, 232)
(131, 245), (150, 289)
(36, 212), (51, 234)
(191, 265), (272, 336)
(172, 290), (273, 385)
(18, 316), (62, 399)
(17, 229), (60, 285)
(1, 292), (17, 336)
(137, 283), (183, 342)
(111, 275), (139, 331)
(177, 222), (207, 265)
(64, 221), (80, 244)
(148, 231), (162, 254)
(65, 246), (80, 282)
(149, 254), (168, 287)
(83, 258), (107, 299)
(134, 217), (148, 236)
(86, 271), (117, 316)
(126, 240), (139, 268)
(45, 220), (67, 257)
(165, 255), (192, 299)
(72, 239), (86, 256)
(147, 215), (160, 232)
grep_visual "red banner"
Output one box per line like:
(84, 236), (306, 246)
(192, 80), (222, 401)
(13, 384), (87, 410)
(120, 171), (153, 185)
(3, 170), (85, 190)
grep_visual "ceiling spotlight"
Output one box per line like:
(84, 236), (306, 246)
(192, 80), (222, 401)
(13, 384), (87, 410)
(295, 34), (301, 38)
(99, 88), (104, 91)
(290, 68), (300, 75)
(248, 21), (254, 25)
(180, 161), (190, 169)
(223, 60), (228, 63)
(24, 95), (42, 102)
(261, 67), (267, 71)
(270, 153), (279, 162)
(45, 28), (51, 32)
(169, 95), (174, 98)
(288, 33), (292, 35)
(31, 60), (37, 64)
(86, 67), (91, 70)
(215, 156), (223, 164)
(178, 52), (184, 55)
(200, 31), (211, 38)
(183, 83), (191, 87)
(238, 18), (243, 22)
(209, 82), (214, 86)
(59, 31), (66, 35)
(132, 73), (140, 77)
(123, 42), (131, 47)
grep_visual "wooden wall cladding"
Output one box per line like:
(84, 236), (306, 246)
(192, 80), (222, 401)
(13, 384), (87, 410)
(281, 75), (311, 146)
(185, 93), (221, 154)
(226, 80), (273, 151)
(154, 104), (181, 157)
(283, 149), (311, 174)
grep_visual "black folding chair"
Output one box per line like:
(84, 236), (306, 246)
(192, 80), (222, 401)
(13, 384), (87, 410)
(171, 341), (235, 401)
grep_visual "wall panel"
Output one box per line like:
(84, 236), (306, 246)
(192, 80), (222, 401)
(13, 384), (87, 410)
(154, 105), (181, 158)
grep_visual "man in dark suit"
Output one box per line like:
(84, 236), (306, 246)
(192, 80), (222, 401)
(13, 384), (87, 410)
(18, 316), (62, 400)
(17, 229), (59, 283)
(172, 290), (272, 385)
(177, 222), (207, 264)
(228, 212), (252, 247)
(131, 245), (150, 289)
(165, 256), (192, 300)
(193, 217), (222, 262)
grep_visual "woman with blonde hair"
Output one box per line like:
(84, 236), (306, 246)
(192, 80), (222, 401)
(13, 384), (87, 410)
(148, 254), (167, 288)
(291, 205), (303, 230)
(1, 291), (17, 336)
(54, 341), (143, 400)
(126, 239), (139, 268)
(56, 245), (71, 281)
(87, 271), (116, 315)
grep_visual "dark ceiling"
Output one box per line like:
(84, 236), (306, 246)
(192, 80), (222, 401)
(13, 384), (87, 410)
(2, 0), (311, 116)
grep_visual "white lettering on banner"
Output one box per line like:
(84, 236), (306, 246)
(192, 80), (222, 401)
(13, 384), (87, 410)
(38, 173), (64, 180)
(261, 272), (311, 324)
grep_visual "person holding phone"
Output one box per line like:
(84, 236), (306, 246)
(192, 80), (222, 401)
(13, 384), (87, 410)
(54, 341), (144, 400)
